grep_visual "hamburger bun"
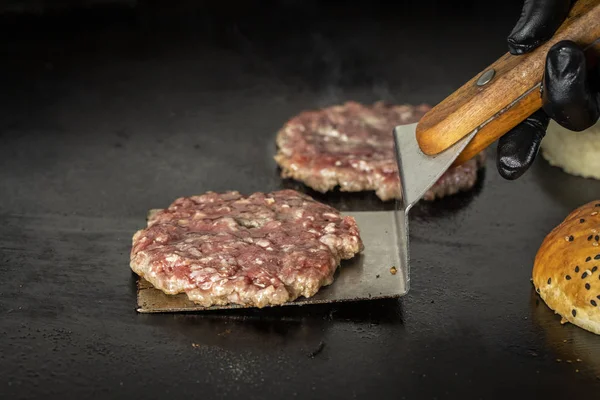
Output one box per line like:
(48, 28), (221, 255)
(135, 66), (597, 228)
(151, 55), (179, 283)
(541, 120), (600, 179)
(532, 200), (600, 335)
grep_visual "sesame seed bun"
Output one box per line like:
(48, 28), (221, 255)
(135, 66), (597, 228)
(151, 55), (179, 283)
(532, 200), (600, 335)
(541, 120), (600, 179)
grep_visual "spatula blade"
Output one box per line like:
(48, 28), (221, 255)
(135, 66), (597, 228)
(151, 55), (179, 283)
(394, 123), (478, 210)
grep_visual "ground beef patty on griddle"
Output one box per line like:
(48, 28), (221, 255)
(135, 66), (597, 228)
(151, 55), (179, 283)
(274, 101), (486, 201)
(130, 190), (363, 308)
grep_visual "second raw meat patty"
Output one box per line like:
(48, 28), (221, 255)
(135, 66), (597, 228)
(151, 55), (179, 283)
(274, 101), (486, 201)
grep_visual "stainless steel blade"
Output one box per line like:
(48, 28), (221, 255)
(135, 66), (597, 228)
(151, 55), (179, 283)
(393, 123), (479, 211)
(392, 123), (478, 297)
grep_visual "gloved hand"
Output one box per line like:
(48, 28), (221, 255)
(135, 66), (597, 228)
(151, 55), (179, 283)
(496, 0), (600, 180)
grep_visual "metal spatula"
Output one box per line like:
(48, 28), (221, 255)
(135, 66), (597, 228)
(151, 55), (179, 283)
(136, 1), (600, 312)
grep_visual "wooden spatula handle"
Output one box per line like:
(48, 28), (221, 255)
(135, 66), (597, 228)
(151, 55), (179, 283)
(415, 0), (600, 166)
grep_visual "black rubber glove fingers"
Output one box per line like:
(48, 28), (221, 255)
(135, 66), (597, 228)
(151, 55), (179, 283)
(497, 38), (600, 180)
(542, 40), (600, 131)
(507, 0), (574, 55)
(496, 110), (550, 180)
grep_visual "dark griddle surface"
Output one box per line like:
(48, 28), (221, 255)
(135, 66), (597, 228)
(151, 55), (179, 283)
(2, 1), (600, 398)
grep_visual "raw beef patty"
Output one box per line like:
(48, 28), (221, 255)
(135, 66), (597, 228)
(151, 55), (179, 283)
(130, 190), (363, 308)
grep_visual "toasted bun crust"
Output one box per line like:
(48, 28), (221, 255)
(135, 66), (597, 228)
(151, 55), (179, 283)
(533, 201), (600, 335)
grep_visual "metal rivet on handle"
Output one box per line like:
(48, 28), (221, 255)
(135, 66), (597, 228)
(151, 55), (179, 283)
(476, 68), (495, 86)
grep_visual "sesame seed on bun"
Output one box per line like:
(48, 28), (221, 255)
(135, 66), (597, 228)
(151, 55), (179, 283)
(533, 201), (600, 335)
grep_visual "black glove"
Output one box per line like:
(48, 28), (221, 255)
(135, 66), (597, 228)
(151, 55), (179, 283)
(496, 0), (600, 180)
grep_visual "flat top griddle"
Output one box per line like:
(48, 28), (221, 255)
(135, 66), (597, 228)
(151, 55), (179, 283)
(2, 1), (600, 398)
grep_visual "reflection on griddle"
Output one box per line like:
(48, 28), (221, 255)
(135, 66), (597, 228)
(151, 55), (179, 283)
(130, 273), (404, 353)
(530, 287), (600, 378)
